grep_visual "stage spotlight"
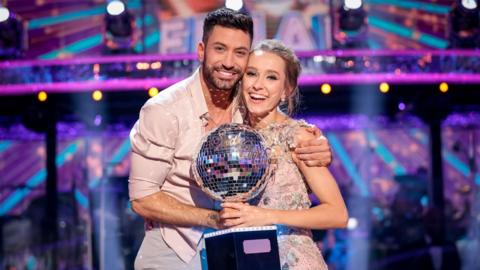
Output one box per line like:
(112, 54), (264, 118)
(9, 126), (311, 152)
(94, 114), (102, 126)
(321, 84), (332, 94)
(225, 0), (243, 11)
(38, 91), (47, 102)
(107, 0), (125, 16)
(461, 0), (477, 9)
(148, 87), (159, 97)
(92, 90), (103, 101)
(0, 6), (25, 59)
(150, 61), (161, 70)
(0, 6), (9, 22)
(335, 0), (368, 49)
(344, 0), (363, 10)
(347, 217), (358, 230)
(379, 82), (389, 93)
(339, 0), (366, 31)
(449, 0), (480, 48)
(136, 62), (149, 70)
(439, 82), (449, 93)
(103, 0), (136, 54)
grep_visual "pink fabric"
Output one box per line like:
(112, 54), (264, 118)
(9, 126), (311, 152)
(256, 119), (328, 270)
(129, 69), (243, 263)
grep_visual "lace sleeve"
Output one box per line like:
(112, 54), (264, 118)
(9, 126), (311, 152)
(285, 119), (315, 149)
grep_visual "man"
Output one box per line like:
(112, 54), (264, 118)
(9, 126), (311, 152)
(129, 8), (332, 270)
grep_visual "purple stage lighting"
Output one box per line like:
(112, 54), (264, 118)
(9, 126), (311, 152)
(94, 115), (102, 126)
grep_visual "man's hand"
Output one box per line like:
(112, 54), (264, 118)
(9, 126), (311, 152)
(294, 126), (332, 167)
(131, 191), (225, 229)
(219, 202), (273, 228)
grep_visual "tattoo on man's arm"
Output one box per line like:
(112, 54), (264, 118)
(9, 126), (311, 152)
(208, 212), (219, 222)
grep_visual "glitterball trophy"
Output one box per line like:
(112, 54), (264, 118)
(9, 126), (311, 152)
(192, 123), (281, 270)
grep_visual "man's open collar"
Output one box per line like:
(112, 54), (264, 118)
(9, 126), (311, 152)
(187, 68), (244, 123)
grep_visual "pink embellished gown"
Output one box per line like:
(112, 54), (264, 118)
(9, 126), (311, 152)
(254, 119), (329, 270)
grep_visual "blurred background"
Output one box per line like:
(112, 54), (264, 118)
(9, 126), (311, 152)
(0, 0), (479, 269)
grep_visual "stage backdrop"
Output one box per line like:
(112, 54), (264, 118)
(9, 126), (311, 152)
(6, 0), (452, 59)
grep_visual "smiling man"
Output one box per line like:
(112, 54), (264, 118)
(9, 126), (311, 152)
(128, 7), (333, 270)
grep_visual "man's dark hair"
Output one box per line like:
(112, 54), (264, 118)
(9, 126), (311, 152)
(202, 8), (253, 44)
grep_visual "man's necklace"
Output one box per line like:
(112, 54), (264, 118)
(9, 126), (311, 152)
(206, 104), (233, 127)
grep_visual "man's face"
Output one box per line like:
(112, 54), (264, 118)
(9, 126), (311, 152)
(198, 26), (251, 91)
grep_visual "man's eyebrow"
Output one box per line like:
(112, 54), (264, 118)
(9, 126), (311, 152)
(211, 42), (226, 47)
(211, 42), (249, 51)
(235, 46), (249, 51)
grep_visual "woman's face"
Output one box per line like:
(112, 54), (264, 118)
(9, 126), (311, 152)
(241, 50), (289, 119)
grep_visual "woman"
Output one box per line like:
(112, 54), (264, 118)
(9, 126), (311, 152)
(220, 40), (348, 270)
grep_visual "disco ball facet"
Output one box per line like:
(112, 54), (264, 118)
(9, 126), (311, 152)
(192, 123), (270, 202)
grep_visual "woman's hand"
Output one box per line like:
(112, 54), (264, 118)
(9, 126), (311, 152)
(219, 202), (274, 228)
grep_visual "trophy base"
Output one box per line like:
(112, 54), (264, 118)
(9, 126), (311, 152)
(203, 226), (280, 270)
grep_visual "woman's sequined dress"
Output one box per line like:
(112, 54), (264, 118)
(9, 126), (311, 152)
(254, 119), (328, 270)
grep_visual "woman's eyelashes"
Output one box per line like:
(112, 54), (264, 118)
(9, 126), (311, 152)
(245, 70), (277, 81)
(267, 74), (278, 81)
(245, 70), (257, 77)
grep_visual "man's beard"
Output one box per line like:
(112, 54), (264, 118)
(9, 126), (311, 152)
(202, 61), (242, 92)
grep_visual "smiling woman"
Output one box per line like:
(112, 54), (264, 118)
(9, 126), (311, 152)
(242, 39), (301, 126)
(242, 49), (289, 122)
(220, 39), (348, 270)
